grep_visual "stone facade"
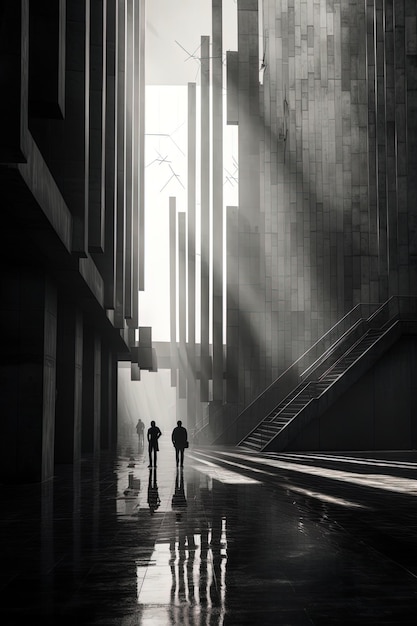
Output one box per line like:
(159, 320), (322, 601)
(0, 0), (147, 482)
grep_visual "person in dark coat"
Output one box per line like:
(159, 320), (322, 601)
(171, 420), (188, 467)
(147, 420), (162, 467)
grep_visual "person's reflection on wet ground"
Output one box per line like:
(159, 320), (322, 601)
(168, 469), (194, 617)
(147, 467), (160, 515)
(171, 467), (187, 521)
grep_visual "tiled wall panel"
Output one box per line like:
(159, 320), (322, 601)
(255, 0), (417, 386)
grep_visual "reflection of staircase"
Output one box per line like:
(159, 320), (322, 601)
(235, 297), (417, 453)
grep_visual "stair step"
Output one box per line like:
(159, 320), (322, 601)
(240, 441), (262, 451)
(239, 326), (388, 449)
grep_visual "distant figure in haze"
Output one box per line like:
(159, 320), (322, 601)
(147, 467), (160, 515)
(147, 420), (162, 467)
(171, 420), (188, 467)
(136, 418), (145, 450)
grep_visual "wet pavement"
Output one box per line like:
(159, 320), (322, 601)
(2, 438), (417, 624)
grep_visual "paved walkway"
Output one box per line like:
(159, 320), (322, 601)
(2, 439), (417, 624)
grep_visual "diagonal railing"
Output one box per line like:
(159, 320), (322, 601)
(237, 295), (417, 450)
(212, 302), (380, 445)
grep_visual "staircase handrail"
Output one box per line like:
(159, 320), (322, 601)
(367, 295), (417, 328)
(299, 318), (367, 380)
(238, 295), (417, 445)
(214, 302), (380, 444)
(237, 380), (317, 446)
(298, 296), (415, 379)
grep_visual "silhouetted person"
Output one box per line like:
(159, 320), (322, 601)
(147, 420), (162, 467)
(147, 467), (160, 515)
(171, 420), (188, 467)
(136, 418), (145, 450)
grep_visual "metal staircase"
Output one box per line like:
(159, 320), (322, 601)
(241, 383), (313, 451)
(237, 297), (417, 453)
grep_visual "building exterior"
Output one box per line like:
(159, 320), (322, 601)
(214, 0), (417, 452)
(2, 3), (417, 621)
(177, 0), (417, 450)
(2, 1), (417, 485)
(0, 0), (148, 482)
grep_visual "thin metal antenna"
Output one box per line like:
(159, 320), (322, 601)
(146, 132), (185, 157)
(224, 166), (238, 187)
(160, 165), (185, 193)
(145, 149), (171, 169)
(175, 40), (202, 64)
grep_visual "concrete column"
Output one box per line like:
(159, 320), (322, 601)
(187, 82), (197, 431)
(212, 0), (224, 403)
(114, 0), (126, 327)
(375, 0), (389, 301)
(74, 311), (83, 461)
(110, 351), (118, 453)
(237, 0), (262, 409)
(102, 0), (116, 308)
(42, 279), (58, 482)
(200, 35), (211, 402)
(88, 0), (105, 252)
(82, 320), (95, 454)
(100, 344), (110, 450)
(178, 212), (187, 399)
(406, 3), (417, 294)
(55, 302), (83, 464)
(93, 333), (102, 455)
(0, 0), (26, 162)
(29, 0), (66, 119)
(81, 325), (102, 457)
(124, 0), (134, 320)
(0, 269), (57, 483)
(226, 206), (239, 405)
(62, 0), (89, 255)
(138, 0), (146, 291)
(227, 51), (239, 125)
(130, 0), (140, 327)
(169, 197), (178, 387)
(100, 343), (117, 451)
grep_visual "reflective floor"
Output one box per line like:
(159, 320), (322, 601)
(2, 439), (417, 625)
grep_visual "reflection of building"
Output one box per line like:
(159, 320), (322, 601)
(2, 1), (417, 485)
(136, 468), (228, 619)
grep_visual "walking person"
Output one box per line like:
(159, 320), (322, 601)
(171, 420), (188, 468)
(147, 420), (162, 467)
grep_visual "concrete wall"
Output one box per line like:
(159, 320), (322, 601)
(0, 0), (144, 482)
(260, 0), (417, 379)
(288, 335), (417, 451)
(222, 0), (417, 424)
